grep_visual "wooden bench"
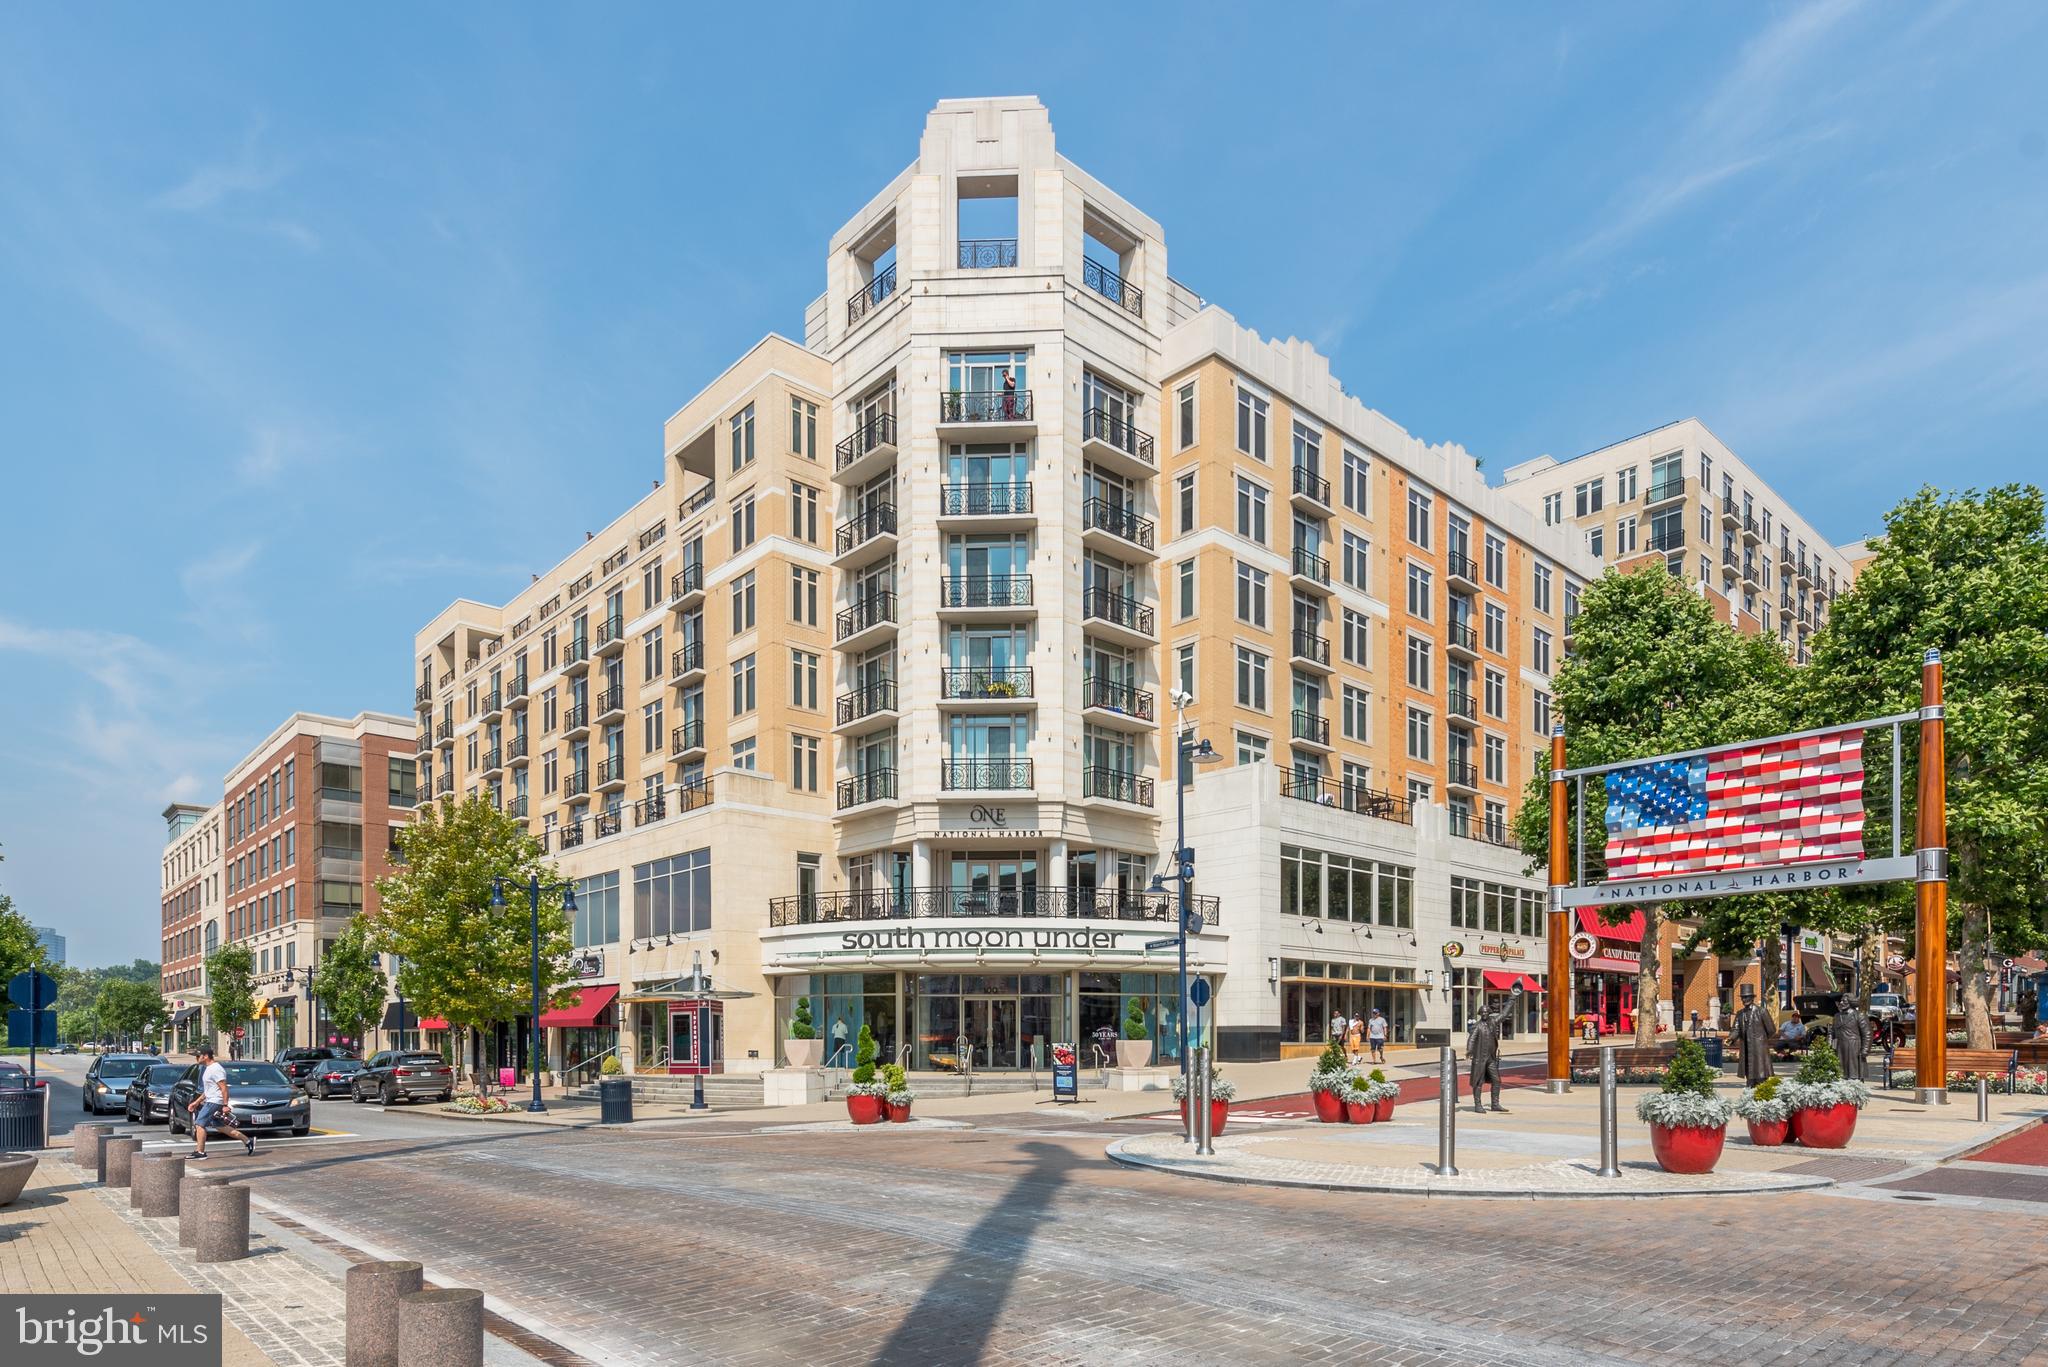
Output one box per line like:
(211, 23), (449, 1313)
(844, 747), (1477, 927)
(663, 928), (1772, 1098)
(1883, 1046), (2018, 1089)
(1570, 1043), (1677, 1074)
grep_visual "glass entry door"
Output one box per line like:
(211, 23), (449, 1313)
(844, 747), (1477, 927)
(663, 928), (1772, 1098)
(963, 997), (1019, 1070)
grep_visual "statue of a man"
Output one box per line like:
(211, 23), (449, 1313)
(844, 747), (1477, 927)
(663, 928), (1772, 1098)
(1467, 997), (1515, 1113)
(1730, 993), (1776, 1086)
(1831, 999), (1871, 1081)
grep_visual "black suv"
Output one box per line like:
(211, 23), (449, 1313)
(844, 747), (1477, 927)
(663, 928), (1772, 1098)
(275, 1046), (359, 1087)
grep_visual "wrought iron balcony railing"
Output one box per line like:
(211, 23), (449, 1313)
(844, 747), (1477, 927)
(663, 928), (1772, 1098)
(670, 720), (705, 755)
(1081, 256), (1143, 317)
(941, 390), (1033, 424)
(837, 768), (898, 809)
(1080, 407), (1154, 465)
(847, 262), (897, 326)
(1447, 760), (1479, 789)
(1448, 808), (1514, 846)
(942, 666), (1033, 701)
(1291, 709), (1330, 746)
(942, 758), (1034, 791)
(1446, 551), (1479, 584)
(1446, 621), (1478, 653)
(1291, 546), (1331, 585)
(767, 886), (1220, 928)
(943, 574), (1034, 609)
(1082, 497), (1155, 549)
(1082, 586), (1153, 636)
(836, 502), (898, 556)
(836, 593), (898, 640)
(558, 821), (584, 850)
(836, 680), (898, 726)
(507, 735), (528, 762)
(1445, 690), (1478, 722)
(1083, 766), (1154, 806)
(669, 563), (704, 602)
(1291, 464), (1331, 506)
(565, 770), (590, 798)
(1081, 675), (1153, 720)
(1279, 773), (1413, 825)
(595, 809), (623, 839)
(670, 641), (704, 677)
(958, 238), (1019, 269)
(940, 482), (1033, 517)
(1290, 630), (1330, 666)
(598, 755), (625, 786)
(1644, 478), (1686, 505)
(834, 412), (897, 471)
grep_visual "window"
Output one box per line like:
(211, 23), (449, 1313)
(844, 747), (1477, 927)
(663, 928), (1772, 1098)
(1542, 492), (1562, 526)
(1177, 382), (1197, 450)
(1236, 729), (1267, 766)
(790, 566), (819, 626)
(1533, 690), (1552, 735)
(642, 624), (664, 682)
(1341, 532), (1370, 591)
(543, 749), (558, 794)
(731, 654), (757, 714)
(791, 735), (820, 792)
(732, 738), (757, 770)
(791, 649), (819, 710)
(642, 700), (665, 754)
(1235, 476), (1268, 543)
(1484, 734), (1506, 784)
(633, 849), (711, 938)
(790, 397), (817, 459)
(1483, 667), (1506, 718)
(1699, 504), (1712, 544)
(1236, 387), (1268, 460)
(1532, 627), (1552, 675)
(1175, 471), (1197, 534)
(1699, 452), (1713, 486)
(1235, 646), (1268, 710)
(1586, 527), (1604, 558)
(1235, 562), (1268, 628)
(1483, 534), (1506, 588)
(1281, 846), (1323, 918)
(1175, 642), (1196, 698)
(1406, 777), (1432, 807)
(1405, 635), (1432, 691)
(1341, 685), (1370, 741)
(1406, 706), (1432, 761)
(1342, 609), (1369, 666)
(571, 872), (621, 947)
(1342, 450), (1369, 514)
(1407, 488), (1433, 547)
(1176, 559), (1196, 619)
(1573, 478), (1604, 518)
(791, 482), (820, 545)
(1532, 563), (1552, 614)
(1616, 465), (1638, 502)
(1615, 515), (1638, 556)
(730, 403), (755, 471)
(731, 495), (756, 553)
(1406, 563), (1432, 620)
(731, 571), (756, 634)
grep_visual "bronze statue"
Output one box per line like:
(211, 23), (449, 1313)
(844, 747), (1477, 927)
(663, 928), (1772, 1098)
(1831, 999), (1871, 1081)
(1730, 993), (1776, 1086)
(1467, 997), (1515, 1113)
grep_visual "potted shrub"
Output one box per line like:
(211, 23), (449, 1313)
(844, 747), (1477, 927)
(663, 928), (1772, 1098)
(883, 1063), (914, 1123)
(1635, 1036), (1734, 1174)
(1339, 1073), (1378, 1124)
(1733, 1075), (1791, 1146)
(1115, 998), (1153, 1069)
(1307, 1039), (1349, 1123)
(844, 1024), (888, 1124)
(1781, 1036), (1870, 1149)
(1366, 1068), (1400, 1122)
(786, 996), (823, 1069)
(600, 1054), (624, 1076)
(1172, 1061), (1237, 1135)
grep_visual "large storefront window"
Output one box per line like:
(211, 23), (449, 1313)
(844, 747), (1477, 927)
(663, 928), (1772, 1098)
(912, 974), (1059, 1070)
(1078, 972), (1185, 1063)
(1283, 846), (1413, 927)
(1278, 961), (1418, 1045)
(634, 850), (709, 938)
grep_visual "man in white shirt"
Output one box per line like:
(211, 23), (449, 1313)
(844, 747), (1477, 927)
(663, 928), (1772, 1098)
(1367, 1009), (1389, 1064)
(186, 1044), (255, 1159)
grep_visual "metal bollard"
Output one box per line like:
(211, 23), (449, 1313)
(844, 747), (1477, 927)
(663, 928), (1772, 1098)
(1437, 1046), (1458, 1177)
(193, 1182), (251, 1264)
(1195, 1047), (1214, 1156)
(178, 1174), (232, 1248)
(103, 1135), (143, 1188)
(1977, 1076), (1990, 1123)
(1597, 1047), (1621, 1177)
(131, 1152), (186, 1216)
(397, 1288), (485, 1367)
(345, 1260), (424, 1367)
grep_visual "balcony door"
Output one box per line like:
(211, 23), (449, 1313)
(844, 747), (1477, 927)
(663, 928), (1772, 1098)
(948, 854), (1038, 917)
(1082, 371), (1133, 429)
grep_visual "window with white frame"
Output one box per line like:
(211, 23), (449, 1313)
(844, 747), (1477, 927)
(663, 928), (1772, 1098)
(1532, 627), (1552, 675)
(1573, 478), (1604, 518)
(1407, 487), (1433, 547)
(730, 403), (755, 471)
(1176, 471), (1196, 534)
(1342, 609), (1370, 665)
(1342, 450), (1369, 514)
(1616, 464), (1638, 502)
(1542, 492), (1562, 526)
(1342, 685), (1370, 741)
(1236, 646), (1269, 710)
(1483, 733), (1506, 784)
(1177, 382), (1197, 450)
(1532, 562), (1552, 614)
(1405, 635), (1432, 691)
(1236, 476), (1268, 543)
(1406, 563), (1432, 620)
(1235, 562), (1269, 628)
(1406, 706), (1432, 761)
(1342, 532), (1369, 591)
(1615, 515), (1638, 556)
(1483, 603), (1506, 653)
(1236, 730), (1268, 765)
(1176, 559), (1196, 619)
(1236, 387), (1268, 460)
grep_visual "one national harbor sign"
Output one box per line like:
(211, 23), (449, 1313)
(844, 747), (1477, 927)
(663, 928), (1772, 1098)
(1558, 855), (1916, 908)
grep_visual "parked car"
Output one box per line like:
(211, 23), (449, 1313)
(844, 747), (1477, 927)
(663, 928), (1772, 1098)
(166, 1061), (311, 1138)
(124, 1063), (188, 1124)
(51, 1043), (78, 1055)
(0, 1060), (49, 1089)
(275, 1046), (359, 1087)
(1867, 992), (1904, 1021)
(83, 1053), (164, 1114)
(301, 1057), (366, 1099)
(350, 1051), (455, 1105)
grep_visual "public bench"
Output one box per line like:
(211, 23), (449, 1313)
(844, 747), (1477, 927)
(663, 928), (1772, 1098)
(1883, 1046), (2018, 1089)
(1570, 1042), (1677, 1076)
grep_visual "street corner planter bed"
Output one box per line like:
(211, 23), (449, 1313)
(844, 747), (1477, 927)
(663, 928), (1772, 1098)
(0, 1152), (36, 1207)
(1734, 1078), (1791, 1147)
(845, 1092), (886, 1125)
(1636, 1037), (1734, 1174)
(1311, 1087), (1345, 1124)
(1782, 1038), (1871, 1150)
(1173, 1068), (1237, 1136)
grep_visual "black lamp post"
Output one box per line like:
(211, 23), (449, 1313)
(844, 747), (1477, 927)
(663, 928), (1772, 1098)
(493, 874), (578, 1114)
(392, 954), (407, 1054)
(1147, 688), (1222, 1140)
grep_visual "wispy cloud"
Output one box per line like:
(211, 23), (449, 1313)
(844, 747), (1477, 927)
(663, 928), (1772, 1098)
(151, 115), (321, 251)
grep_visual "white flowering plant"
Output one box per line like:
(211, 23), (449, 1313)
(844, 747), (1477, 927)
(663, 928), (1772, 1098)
(1307, 1039), (1351, 1094)
(882, 1063), (914, 1107)
(1354, 1068), (1401, 1103)
(1171, 1067), (1238, 1102)
(1731, 1076), (1790, 1124)
(1633, 1038), (1734, 1130)
(1779, 1036), (1871, 1111)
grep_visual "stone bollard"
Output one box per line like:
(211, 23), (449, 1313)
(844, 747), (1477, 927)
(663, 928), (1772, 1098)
(131, 1152), (187, 1217)
(345, 1260), (424, 1367)
(93, 1128), (121, 1183)
(178, 1174), (232, 1248)
(193, 1182), (250, 1264)
(103, 1136), (144, 1188)
(397, 1289), (484, 1367)
(73, 1121), (114, 1169)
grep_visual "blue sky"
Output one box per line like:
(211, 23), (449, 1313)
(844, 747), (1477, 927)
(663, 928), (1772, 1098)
(2, 3), (2044, 965)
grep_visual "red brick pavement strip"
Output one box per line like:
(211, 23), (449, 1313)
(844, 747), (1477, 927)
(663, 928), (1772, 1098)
(1962, 1118), (2048, 1167)
(201, 1116), (2048, 1365)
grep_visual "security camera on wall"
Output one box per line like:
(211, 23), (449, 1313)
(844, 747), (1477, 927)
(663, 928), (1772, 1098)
(1169, 687), (1194, 709)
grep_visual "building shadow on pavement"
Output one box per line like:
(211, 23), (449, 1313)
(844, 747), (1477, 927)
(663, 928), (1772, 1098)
(870, 1141), (1070, 1366)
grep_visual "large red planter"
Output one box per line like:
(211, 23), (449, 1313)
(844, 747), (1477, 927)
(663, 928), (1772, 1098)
(1648, 1122), (1727, 1174)
(846, 1094), (884, 1125)
(1745, 1117), (1790, 1147)
(885, 1100), (912, 1124)
(1794, 1103), (1858, 1149)
(1374, 1095), (1396, 1122)
(1312, 1089), (1344, 1123)
(1344, 1098), (1375, 1124)
(1179, 1098), (1230, 1135)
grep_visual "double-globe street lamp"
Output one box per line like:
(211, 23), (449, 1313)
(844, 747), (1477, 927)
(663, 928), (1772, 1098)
(1147, 687), (1222, 1142)
(491, 874), (578, 1114)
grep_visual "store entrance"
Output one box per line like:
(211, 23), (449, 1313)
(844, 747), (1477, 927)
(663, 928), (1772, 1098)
(962, 997), (1019, 1070)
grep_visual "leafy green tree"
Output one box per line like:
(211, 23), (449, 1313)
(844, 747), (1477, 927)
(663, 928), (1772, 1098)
(58, 1008), (100, 1044)
(96, 978), (166, 1046)
(1807, 486), (2048, 1048)
(313, 917), (388, 1051)
(371, 796), (575, 1081)
(206, 943), (257, 1050)
(0, 879), (46, 989)
(1513, 568), (1798, 1043)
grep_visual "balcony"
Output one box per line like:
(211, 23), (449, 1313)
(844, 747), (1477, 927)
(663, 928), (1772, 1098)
(508, 795), (528, 819)
(563, 638), (592, 674)
(766, 886), (1220, 928)
(942, 666), (1034, 705)
(414, 730), (433, 756)
(435, 773), (454, 796)
(835, 592), (898, 647)
(1721, 546), (1739, 570)
(1079, 407), (1155, 476)
(1448, 809), (1514, 847)
(1287, 547), (1333, 596)
(1289, 629), (1332, 672)
(480, 748), (503, 776)
(1446, 620), (1479, 659)
(837, 769), (898, 810)
(670, 720), (706, 759)
(1741, 559), (1762, 589)
(669, 563), (705, 607)
(1279, 773), (1413, 825)
(594, 808), (624, 839)
(562, 704), (590, 738)
(1080, 255), (1143, 317)
(847, 262), (897, 328)
(594, 685), (625, 723)
(834, 502), (898, 561)
(1742, 514), (1761, 544)
(1081, 586), (1154, 643)
(435, 719), (452, 742)
(670, 641), (705, 684)
(1446, 551), (1480, 590)
(836, 680), (899, 728)
(1647, 526), (1685, 553)
(1446, 760), (1480, 793)
(940, 390), (1035, 438)
(941, 574), (1034, 614)
(507, 735), (529, 766)
(942, 758), (1034, 792)
(565, 769), (590, 799)
(1081, 497), (1156, 551)
(1644, 477), (1686, 507)
(1795, 557), (1813, 585)
(680, 483), (716, 517)
(939, 481), (1034, 526)
(505, 674), (529, 707)
(596, 756), (627, 792)
(480, 690), (502, 718)
(414, 682), (431, 706)
(958, 237), (1018, 269)
(1082, 766), (1153, 807)
(634, 792), (666, 826)
(834, 412), (898, 480)
(595, 617), (627, 657)
(1290, 464), (1331, 509)
(1291, 709), (1332, 749)
(1720, 495), (1740, 526)
(1080, 674), (1153, 726)
(558, 820), (584, 851)
(1444, 689), (1479, 726)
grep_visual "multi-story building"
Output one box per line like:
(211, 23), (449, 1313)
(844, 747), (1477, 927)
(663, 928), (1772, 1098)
(1499, 418), (1855, 663)
(31, 925), (66, 967)
(160, 802), (222, 1051)
(413, 97), (1602, 1075)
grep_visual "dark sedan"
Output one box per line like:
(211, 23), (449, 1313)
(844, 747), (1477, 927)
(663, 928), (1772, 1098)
(350, 1051), (454, 1105)
(83, 1053), (164, 1114)
(302, 1057), (365, 1098)
(123, 1063), (188, 1123)
(167, 1061), (311, 1138)
(276, 1046), (359, 1086)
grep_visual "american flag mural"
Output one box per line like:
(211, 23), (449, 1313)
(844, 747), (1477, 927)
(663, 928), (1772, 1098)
(1602, 730), (1867, 881)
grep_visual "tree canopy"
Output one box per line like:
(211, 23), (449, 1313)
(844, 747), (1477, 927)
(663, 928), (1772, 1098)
(96, 977), (166, 1044)
(206, 943), (257, 1041)
(313, 915), (388, 1050)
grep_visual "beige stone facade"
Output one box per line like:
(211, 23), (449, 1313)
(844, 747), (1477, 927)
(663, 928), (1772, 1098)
(159, 802), (221, 1050)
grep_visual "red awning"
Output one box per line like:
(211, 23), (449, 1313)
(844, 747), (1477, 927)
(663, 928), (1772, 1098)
(419, 1018), (449, 1031)
(1519, 974), (1546, 993)
(537, 984), (618, 1030)
(1576, 908), (1645, 943)
(1581, 956), (1641, 975)
(1482, 970), (1522, 990)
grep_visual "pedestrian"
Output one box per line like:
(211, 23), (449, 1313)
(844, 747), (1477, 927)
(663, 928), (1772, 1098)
(1000, 366), (1017, 419)
(1345, 1014), (1363, 1063)
(1329, 1009), (1347, 1048)
(186, 1044), (254, 1160)
(1367, 1008), (1388, 1064)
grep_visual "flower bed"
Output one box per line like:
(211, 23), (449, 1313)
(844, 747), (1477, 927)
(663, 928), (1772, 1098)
(446, 1094), (516, 1115)
(1888, 1067), (2048, 1095)
(1571, 1067), (1671, 1087)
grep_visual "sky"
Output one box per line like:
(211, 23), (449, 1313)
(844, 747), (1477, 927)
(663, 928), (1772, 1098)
(2, 3), (2044, 966)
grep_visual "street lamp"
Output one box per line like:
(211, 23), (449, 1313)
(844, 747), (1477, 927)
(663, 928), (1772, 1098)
(1147, 686), (1222, 1142)
(492, 874), (579, 1114)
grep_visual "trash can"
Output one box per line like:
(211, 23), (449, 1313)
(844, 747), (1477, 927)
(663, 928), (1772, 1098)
(1698, 1036), (1726, 1069)
(0, 1087), (45, 1151)
(598, 1077), (633, 1125)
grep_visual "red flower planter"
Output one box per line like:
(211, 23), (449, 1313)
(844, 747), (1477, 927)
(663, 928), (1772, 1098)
(885, 1100), (912, 1124)
(1312, 1089), (1345, 1123)
(1374, 1095), (1396, 1122)
(1745, 1117), (1790, 1147)
(1344, 1098), (1376, 1124)
(1794, 1103), (1858, 1149)
(1648, 1122), (1727, 1174)
(845, 1093), (884, 1125)
(1179, 1098), (1231, 1135)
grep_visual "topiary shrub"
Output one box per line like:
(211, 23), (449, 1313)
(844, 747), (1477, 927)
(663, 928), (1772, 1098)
(790, 996), (817, 1040)
(1661, 1036), (1719, 1097)
(1783, 1034), (1869, 1110)
(1123, 998), (1148, 1041)
(1309, 1038), (1349, 1093)
(1795, 1035), (1842, 1086)
(600, 1054), (623, 1076)
(852, 1023), (878, 1086)
(1635, 1037), (1732, 1129)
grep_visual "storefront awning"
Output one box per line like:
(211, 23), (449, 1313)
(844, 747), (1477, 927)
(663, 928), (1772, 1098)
(1582, 956), (1641, 975)
(169, 1007), (200, 1026)
(1576, 908), (1644, 943)
(419, 1017), (449, 1031)
(379, 1004), (447, 1031)
(267, 996), (297, 1013)
(537, 984), (618, 1029)
(1483, 970), (1546, 993)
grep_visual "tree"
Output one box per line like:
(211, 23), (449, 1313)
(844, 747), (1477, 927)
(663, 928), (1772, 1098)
(97, 978), (166, 1047)
(313, 916), (388, 1051)
(206, 943), (257, 1050)
(58, 1008), (100, 1044)
(0, 882), (45, 989)
(371, 796), (575, 1081)
(1513, 567), (1798, 1043)
(1807, 486), (2048, 1048)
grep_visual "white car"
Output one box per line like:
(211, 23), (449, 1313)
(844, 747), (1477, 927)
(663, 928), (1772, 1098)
(1867, 992), (1904, 1020)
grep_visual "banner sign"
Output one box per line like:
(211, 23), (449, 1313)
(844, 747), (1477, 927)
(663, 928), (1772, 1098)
(1051, 1043), (1078, 1103)
(1556, 855), (1915, 908)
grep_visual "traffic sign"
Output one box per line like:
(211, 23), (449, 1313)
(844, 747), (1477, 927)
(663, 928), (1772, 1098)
(7, 1008), (57, 1049)
(8, 969), (58, 1010)
(1145, 937), (1178, 951)
(2003, 958), (2017, 969)
(1188, 979), (1212, 1008)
